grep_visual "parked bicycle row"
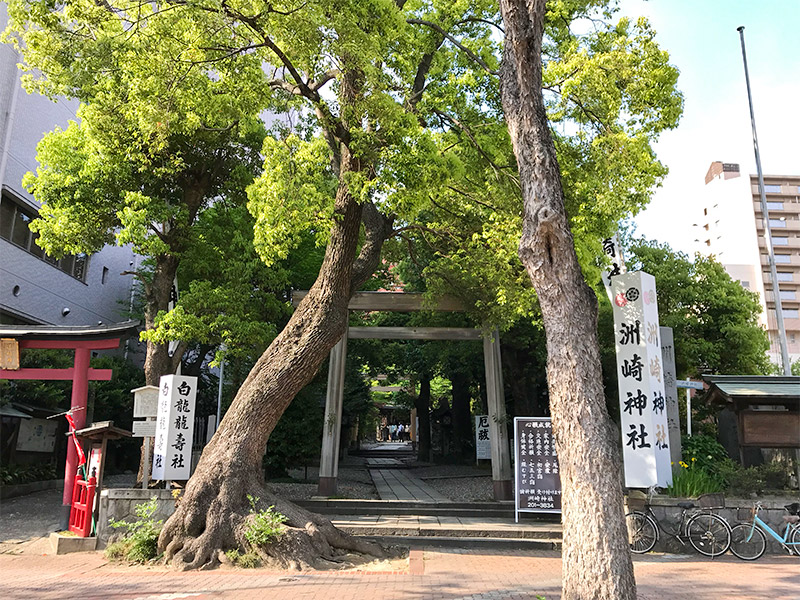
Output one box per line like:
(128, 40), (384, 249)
(625, 487), (800, 560)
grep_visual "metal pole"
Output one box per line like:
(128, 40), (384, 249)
(686, 388), (692, 437)
(215, 353), (225, 432)
(737, 26), (792, 375)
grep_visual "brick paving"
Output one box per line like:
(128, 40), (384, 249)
(0, 548), (797, 599)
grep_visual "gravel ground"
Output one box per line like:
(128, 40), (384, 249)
(408, 464), (495, 502)
(271, 461), (379, 501)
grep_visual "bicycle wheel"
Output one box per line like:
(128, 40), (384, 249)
(789, 524), (800, 556)
(729, 523), (766, 560)
(686, 513), (731, 557)
(626, 511), (657, 553)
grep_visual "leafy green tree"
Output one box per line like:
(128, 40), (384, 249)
(626, 239), (771, 377)
(496, 1), (681, 598)
(5, 2), (268, 385)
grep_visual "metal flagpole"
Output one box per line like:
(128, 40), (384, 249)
(737, 26), (791, 375)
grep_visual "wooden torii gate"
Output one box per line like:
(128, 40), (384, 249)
(0, 320), (139, 527)
(292, 291), (513, 501)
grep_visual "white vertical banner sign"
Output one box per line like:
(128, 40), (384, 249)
(475, 415), (491, 460)
(611, 271), (672, 488)
(601, 235), (627, 301)
(660, 327), (682, 470)
(152, 374), (197, 481)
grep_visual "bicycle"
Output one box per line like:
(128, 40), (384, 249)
(729, 501), (800, 560)
(625, 488), (731, 557)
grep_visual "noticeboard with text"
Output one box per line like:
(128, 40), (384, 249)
(514, 417), (561, 520)
(475, 415), (491, 460)
(151, 374), (197, 481)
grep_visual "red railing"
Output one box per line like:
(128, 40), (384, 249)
(68, 472), (97, 537)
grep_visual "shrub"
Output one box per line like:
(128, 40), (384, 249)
(666, 457), (723, 498)
(244, 495), (287, 548)
(681, 434), (728, 476)
(0, 463), (57, 486)
(224, 548), (260, 568)
(719, 459), (794, 496)
(106, 497), (162, 563)
(236, 551), (261, 568)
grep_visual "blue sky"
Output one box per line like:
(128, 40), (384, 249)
(617, 0), (800, 255)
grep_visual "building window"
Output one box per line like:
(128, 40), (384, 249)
(766, 202), (784, 210)
(740, 280), (750, 289)
(764, 184), (782, 194)
(773, 237), (789, 246)
(779, 290), (797, 301)
(782, 309), (799, 319)
(769, 219), (786, 228)
(0, 193), (89, 282)
(777, 272), (793, 282)
(774, 254), (791, 264)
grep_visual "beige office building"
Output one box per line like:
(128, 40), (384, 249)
(701, 162), (800, 367)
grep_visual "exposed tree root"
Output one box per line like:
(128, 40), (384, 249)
(159, 467), (401, 571)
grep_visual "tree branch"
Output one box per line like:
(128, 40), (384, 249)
(349, 202), (395, 294)
(407, 18), (498, 76)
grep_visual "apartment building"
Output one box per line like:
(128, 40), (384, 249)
(700, 161), (800, 366)
(751, 173), (800, 364)
(1, 4), (135, 326)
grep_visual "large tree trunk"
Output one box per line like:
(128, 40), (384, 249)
(414, 373), (432, 462)
(143, 253), (182, 386)
(450, 371), (473, 460)
(138, 253), (182, 485)
(158, 146), (393, 570)
(498, 2), (636, 599)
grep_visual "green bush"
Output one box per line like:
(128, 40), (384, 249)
(236, 551), (261, 568)
(719, 459), (793, 496)
(681, 434), (728, 476)
(244, 495), (287, 548)
(106, 497), (162, 563)
(0, 463), (57, 486)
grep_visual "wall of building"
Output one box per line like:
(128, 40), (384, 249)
(0, 5), (136, 326)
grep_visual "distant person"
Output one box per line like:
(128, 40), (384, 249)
(397, 423), (404, 441)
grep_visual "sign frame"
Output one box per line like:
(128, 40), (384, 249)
(514, 416), (562, 522)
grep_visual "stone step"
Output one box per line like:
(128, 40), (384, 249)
(332, 519), (561, 540)
(298, 499), (560, 522)
(358, 534), (562, 551)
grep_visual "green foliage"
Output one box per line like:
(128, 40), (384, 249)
(718, 460), (794, 496)
(224, 548), (260, 568)
(681, 434), (729, 477)
(626, 239), (771, 377)
(0, 349), (72, 409)
(0, 463), (57, 486)
(666, 458), (723, 498)
(244, 495), (287, 548)
(263, 376), (325, 479)
(107, 498), (163, 563)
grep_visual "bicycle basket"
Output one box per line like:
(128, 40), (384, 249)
(697, 493), (725, 509)
(626, 491), (648, 511)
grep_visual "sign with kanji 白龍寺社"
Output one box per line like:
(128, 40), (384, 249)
(152, 374), (197, 481)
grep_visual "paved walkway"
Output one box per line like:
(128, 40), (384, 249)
(0, 548), (797, 599)
(369, 468), (452, 502)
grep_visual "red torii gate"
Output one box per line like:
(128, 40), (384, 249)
(0, 321), (139, 527)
